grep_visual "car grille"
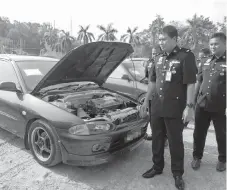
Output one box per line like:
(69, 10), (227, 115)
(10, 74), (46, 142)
(108, 126), (147, 153)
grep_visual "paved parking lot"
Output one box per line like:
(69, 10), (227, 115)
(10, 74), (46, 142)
(0, 125), (225, 190)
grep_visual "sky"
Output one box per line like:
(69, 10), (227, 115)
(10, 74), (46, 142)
(0, 0), (226, 38)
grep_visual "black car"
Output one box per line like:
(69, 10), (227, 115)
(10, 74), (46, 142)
(0, 42), (149, 167)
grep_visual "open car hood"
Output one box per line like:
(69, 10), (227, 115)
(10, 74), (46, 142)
(32, 41), (134, 94)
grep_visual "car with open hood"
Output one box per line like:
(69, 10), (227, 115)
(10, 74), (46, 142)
(0, 42), (149, 167)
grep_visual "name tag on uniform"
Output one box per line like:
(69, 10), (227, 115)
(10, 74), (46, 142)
(171, 60), (180, 64)
(157, 57), (163, 64)
(165, 71), (172, 81)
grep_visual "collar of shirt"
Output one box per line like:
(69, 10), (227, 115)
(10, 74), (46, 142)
(211, 51), (226, 61)
(162, 46), (180, 58)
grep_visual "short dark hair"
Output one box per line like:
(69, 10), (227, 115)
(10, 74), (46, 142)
(210, 32), (226, 41)
(162, 25), (178, 39)
(200, 48), (211, 56)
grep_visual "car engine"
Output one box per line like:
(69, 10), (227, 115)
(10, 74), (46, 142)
(44, 91), (140, 125)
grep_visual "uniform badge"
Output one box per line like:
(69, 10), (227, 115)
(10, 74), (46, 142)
(157, 57), (163, 64)
(204, 58), (211, 65)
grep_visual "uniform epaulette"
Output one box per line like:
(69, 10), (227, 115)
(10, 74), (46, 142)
(180, 47), (191, 53)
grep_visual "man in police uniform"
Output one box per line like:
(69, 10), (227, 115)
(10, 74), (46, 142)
(140, 25), (197, 190)
(145, 45), (162, 78)
(144, 45), (162, 140)
(197, 48), (211, 69)
(191, 32), (226, 171)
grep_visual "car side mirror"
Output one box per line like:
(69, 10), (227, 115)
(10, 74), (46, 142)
(121, 74), (131, 81)
(0, 82), (22, 93)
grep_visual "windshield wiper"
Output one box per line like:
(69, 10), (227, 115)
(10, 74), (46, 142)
(57, 84), (80, 90)
(73, 83), (97, 91)
(40, 84), (79, 95)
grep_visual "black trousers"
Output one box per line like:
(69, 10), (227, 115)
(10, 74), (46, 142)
(193, 106), (226, 162)
(148, 100), (167, 139)
(150, 116), (184, 176)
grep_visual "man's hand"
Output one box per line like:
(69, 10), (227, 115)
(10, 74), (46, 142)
(182, 107), (194, 123)
(139, 102), (149, 118)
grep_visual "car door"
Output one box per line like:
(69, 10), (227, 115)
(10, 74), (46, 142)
(104, 64), (139, 99)
(0, 60), (26, 137)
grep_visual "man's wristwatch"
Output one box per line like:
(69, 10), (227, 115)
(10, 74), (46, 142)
(186, 103), (194, 108)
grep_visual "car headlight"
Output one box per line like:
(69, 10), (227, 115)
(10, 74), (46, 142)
(68, 124), (90, 135)
(68, 123), (113, 136)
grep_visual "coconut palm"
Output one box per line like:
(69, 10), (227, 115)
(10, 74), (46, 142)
(181, 14), (217, 50)
(77, 25), (95, 44)
(120, 27), (140, 46)
(60, 30), (75, 53)
(97, 23), (118, 41)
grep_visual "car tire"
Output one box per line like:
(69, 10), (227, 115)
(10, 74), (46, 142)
(28, 120), (62, 167)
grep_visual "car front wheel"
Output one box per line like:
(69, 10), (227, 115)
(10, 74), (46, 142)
(28, 120), (62, 167)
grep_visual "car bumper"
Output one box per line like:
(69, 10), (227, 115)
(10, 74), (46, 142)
(57, 120), (148, 166)
(58, 134), (146, 166)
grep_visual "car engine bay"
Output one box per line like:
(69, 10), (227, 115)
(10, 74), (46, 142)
(42, 90), (140, 125)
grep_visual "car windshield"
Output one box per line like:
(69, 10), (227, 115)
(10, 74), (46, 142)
(16, 60), (58, 92)
(123, 60), (147, 81)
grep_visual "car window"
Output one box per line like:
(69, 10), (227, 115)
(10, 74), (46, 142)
(0, 60), (19, 86)
(109, 65), (128, 79)
(16, 60), (57, 92)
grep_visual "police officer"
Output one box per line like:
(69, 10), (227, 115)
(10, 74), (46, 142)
(191, 32), (226, 171)
(145, 45), (162, 78)
(197, 48), (211, 69)
(144, 45), (162, 140)
(140, 25), (197, 190)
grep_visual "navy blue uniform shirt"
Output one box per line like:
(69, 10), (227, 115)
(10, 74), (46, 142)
(196, 52), (226, 114)
(149, 46), (197, 118)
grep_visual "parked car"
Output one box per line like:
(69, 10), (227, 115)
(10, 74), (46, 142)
(104, 58), (149, 103)
(0, 42), (149, 167)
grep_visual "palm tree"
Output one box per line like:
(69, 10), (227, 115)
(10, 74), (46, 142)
(77, 25), (95, 44)
(181, 14), (217, 51)
(120, 27), (140, 46)
(60, 30), (75, 53)
(149, 15), (165, 46)
(97, 23), (118, 41)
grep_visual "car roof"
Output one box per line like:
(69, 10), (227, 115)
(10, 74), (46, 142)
(0, 54), (59, 62)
